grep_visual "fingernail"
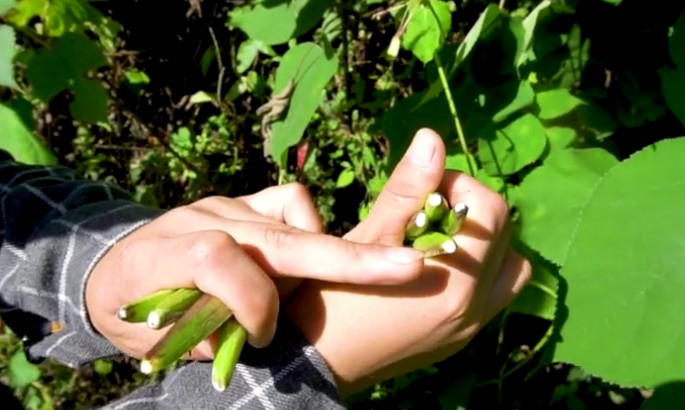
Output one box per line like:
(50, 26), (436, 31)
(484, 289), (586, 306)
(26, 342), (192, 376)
(409, 129), (436, 166)
(385, 247), (423, 265)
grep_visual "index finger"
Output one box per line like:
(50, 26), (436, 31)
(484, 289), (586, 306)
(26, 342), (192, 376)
(211, 219), (426, 285)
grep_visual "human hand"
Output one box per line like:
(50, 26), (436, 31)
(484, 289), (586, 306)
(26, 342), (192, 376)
(285, 129), (532, 396)
(85, 184), (424, 359)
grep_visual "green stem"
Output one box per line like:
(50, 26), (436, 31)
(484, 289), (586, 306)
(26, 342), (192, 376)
(434, 52), (475, 176)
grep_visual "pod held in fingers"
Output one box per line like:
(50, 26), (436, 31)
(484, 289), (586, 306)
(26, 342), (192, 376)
(405, 210), (429, 240)
(440, 203), (469, 236)
(424, 192), (449, 222)
(141, 294), (233, 374)
(117, 289), (177, 323)
(412, 231), (458, 258)
(211, 319), (247, 392)
(147, 288), (203, 329)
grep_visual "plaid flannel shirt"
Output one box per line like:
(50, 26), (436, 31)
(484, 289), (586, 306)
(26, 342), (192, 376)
(0, 150), (344, 409)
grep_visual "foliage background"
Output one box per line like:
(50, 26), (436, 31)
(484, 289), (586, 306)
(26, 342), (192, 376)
(1, 0), (685, 408)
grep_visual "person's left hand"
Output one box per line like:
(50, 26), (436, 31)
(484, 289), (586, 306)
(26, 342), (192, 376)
(86, 184), (424, 359)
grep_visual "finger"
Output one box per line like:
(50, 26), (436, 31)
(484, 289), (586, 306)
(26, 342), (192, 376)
(212, 219), (425, 285)
(121, 231), (280, 348)
(439, 171), (511, 292)
(350, 128), (445, 245)
(484, 248), (533, 321)
(239, 183), (323, 233)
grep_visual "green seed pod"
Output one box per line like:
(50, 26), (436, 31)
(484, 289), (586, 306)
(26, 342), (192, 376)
(440, 203), (469, 236)
(141, 294), (232, 374)
(117, 289), (177, 323)
(147, 288), (203, 329)
(424, 192), (449, 222)
(405, 210), (429, 240)
(412, 231), (458, 258)
(211, 319), (247, 392)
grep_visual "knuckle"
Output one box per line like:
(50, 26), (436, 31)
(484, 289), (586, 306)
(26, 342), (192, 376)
(262, 226), (299, 249)
(286, 182), (311, 200)
(187, 231), (237, 269)
(488, 194), (510, 230)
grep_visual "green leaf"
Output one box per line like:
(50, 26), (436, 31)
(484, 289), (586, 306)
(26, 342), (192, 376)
(0, 99), (57, 165)
(492, 80), (535, 123)
(229, 0), (334, 46)
(124, 68), (150, 86)
(554, 137), (685, 387)
(479, 113), (547, 176)
(640, 382), (685, 410)
(0, 0), (15, 15)
(508, 259), (558, 320)
(269, 43), (337, 166)
(601, 0), (622, 5)
(335, 168), (355, 188)
(668, 10), (685, 68)
(536, 89), (586, 120)
(0, 24), (17, 88)
(401, 0), (451, 64)
(9, 350), (41, 388)
(25, 32), (108, 123)
(661, 11), (685, 128)
(93, 359), (113, 376)
(70, 78), (108, 123)
(236, 39), (261, 74)
(516, 148), (617, 264)
(545, 126), (576, 154)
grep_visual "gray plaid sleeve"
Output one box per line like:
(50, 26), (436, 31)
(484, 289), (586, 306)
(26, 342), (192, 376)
(0, 151), (345, 409)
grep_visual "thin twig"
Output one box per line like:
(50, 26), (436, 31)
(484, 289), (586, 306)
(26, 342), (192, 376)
(208, 26), (226, 102)
(434, 53), (475, 176)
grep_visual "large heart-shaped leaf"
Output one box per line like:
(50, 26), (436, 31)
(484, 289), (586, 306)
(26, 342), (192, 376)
(479, 113), (547, 176)
(401, 0), (452, 64)
(269, 43), (337, 166)
(516, 148), (617, 264)
(553, 137), (685, 387)
(0, 100), (57, 165)
(0, 24), (16, 88)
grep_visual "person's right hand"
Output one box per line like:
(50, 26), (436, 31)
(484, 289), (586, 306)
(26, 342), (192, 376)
(285, 129), (532, 396)
(85, 184), (424, 360)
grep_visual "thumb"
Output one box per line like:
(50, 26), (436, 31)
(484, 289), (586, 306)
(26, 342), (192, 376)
(348, 128), (445, 245)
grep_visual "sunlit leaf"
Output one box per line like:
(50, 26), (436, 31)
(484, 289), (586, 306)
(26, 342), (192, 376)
(554, 137), (685, 388)
(335, 168), (355, 188)
(401, 0), (452, 64)
(0, 99), (56, 165)
(536, 88), (586, 120)
(479, 113), (547, 176)
(229, 0), (334, 45)
(269, 43), (337, 166)
(9, 350), (41, 388)
(0, 24), (17, 88)
(516, 148), (617, 264)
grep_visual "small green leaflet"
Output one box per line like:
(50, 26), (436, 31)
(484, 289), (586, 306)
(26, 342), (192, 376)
(0, 100), (57, 165)
(401, 0), (452, 64)
(536, 89), (586, 120)
(479, 113), (547, 176)
(0, 25), (17, 88)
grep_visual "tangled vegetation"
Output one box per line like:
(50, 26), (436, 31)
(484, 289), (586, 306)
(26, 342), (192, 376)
(1, 0), (685, 408)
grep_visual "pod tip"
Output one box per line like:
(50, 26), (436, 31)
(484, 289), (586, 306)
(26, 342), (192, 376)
(147, 313), (161, 329)
(427, 193), (444, 207)
(140, 360), (154, 374)
(442, 240), (458, 254)
(212, 378), (227, 392)
(117, 307), (128, 320)
(454, 203), (469, 216)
